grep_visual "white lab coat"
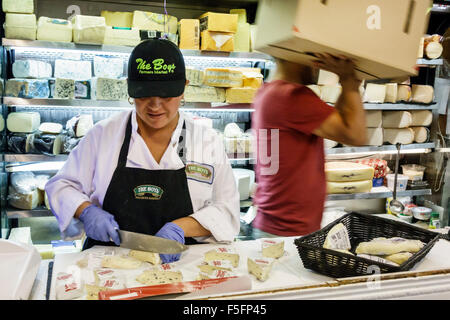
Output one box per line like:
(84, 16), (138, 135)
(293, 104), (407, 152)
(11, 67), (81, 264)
(45, 110), (240, 243)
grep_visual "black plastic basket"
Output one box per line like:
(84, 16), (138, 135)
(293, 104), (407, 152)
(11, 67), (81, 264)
(294, 212), (441, 278)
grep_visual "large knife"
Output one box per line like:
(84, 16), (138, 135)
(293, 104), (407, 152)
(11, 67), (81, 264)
(117, 230), (188, 254)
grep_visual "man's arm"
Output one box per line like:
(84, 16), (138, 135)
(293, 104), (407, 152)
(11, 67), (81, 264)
(312, 54), (367, 146)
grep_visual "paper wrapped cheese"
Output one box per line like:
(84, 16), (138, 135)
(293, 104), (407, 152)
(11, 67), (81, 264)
(136, 269), (183, 286)
(323, 223), (351, 251)
(325, 162), (374, 182)
(382, 252), (413, 265)
(355, 159), (388, 178)
(355, 237), (424, 256)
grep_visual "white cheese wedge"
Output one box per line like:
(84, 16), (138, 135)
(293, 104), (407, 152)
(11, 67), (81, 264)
(197, 269), (235, 280)
(411, 85), (434, 104)
(54, 60), (92, 81)
(101, 255), (142, 269)
(12, 60), (52, 79)
(247, 257), (274, 281)
(75, 114), (94, 137)
(366, 110), (382, 128)
(326, 180), (372, 194)
(384, 83), (398, 103)
(37, 17), (73, 42)
(56, 272), (84, 300)
(323, 223), (351, 251)
(197, 260), (234, 275)
(128, 250), (161, 265)
(136, 269), (183, 286)
(186, 68), (204, 86)
(7, 112), (40, 133)
(320, 85), (342, 103)
(4, 13), (37, 40)
(71, 15), (106, 45)
(355, 237), (424, 256)
(411, 127), (429, 143)
(325, 162), (374, 182)
(383, 128), (415, 145)
(317, 70), (339, 86)
(382, 111), (412, 128)
(226, 87), (258, 104)
(410, 110), (432, 126)
(366, 128), (383, 146)
(261, 239), (285, 259)
(204, 68), (243, 88)
(2, 0), (34, 13)
(93, 56), (124, 79)
(39, 122), (63, 134)
(205, 248), (240, 268)
(306, 85), (321, 97)
(397, 85), (411, 102)
(364, 83), (386, 103)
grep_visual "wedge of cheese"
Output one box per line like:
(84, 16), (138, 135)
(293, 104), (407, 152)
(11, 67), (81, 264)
(366, 128), (383, 146)
(383, 128), (415, 145)
(382, 111), (412, 128)
(385, 83), (398, 103)
(364, 83), (386, 103)
(128, 250), (161, 265)
(136, 269), (183, 286)
(411, 85), (434, 104)
(261, 239), (285, 259)
(101, 255), (142, 269)
(355, 237), (424, 256)
(247, 257), (274, 282)
(397, 85), (411, 102)
(204, 68), (243, 87)
(204, 248), (240, 267)
(410, 110), (432, 126)
(325, 162), (374, 182)
(326, 180), (372, 194)
(411, 127), (429, 143)
(323, 223), (351, 251)
(366, 110), (382, 128)
(132, 10), (178, 34)
(197, 269), (235, 280)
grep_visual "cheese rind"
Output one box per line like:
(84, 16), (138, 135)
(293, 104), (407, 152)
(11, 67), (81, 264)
(7, 112), (40, 133)
(184, 85), (225, 103)
(382, 111), (412, 128)
(325, 162), (375, 182)
(247, 257), (274, 281)
(261, 239), (285, 259)
(204, 248), (240, 267)
(226, 87), (257, 104)
(12, 60), (52, 79)
(326, 180), (372, 194)
(37, 17), (73, 42)
(383, 128), (415, 145)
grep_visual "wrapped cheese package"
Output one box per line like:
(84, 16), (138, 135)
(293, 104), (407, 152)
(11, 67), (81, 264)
(4, 13), (37, 40)
(37, 17), (73, 42)
(71, 15), (106, 45)
(355, 237), (424, 256)
(325, 162), (374, 182)
(326, 180), (373, 194)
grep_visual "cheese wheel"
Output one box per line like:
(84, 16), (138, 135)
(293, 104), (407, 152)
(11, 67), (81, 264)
(366, 128), (383, 146)
(383, 128), (415, 144)
(326, 180), (373, 194)
(424, 41), (443, 59)
(411, 85), (434, 104)
(411, 127), (430, 143)
(397, 85), (411, 102)
(382, 111), (412, 128)
(366, 110), (382, 128)
(325, 162), (374, 182)
(363, 83), (386, 103)
(410, 110), (432, 126)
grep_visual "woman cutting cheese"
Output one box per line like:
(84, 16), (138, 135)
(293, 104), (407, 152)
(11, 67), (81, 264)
(45, 39), (240, 263)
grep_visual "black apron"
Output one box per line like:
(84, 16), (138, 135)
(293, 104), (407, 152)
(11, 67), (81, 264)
(82, 113), (196, 250)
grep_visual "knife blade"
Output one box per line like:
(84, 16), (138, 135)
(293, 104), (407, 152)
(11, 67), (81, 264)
(118, 230), (188, 254)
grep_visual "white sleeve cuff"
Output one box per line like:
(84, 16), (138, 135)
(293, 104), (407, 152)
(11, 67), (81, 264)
(190, 206), (237, 243)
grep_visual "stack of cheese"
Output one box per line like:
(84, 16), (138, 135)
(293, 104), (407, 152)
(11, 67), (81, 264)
(325, 161), (374, 194)
(3, 0), (37, 40)
(223, 122), (252, 156)
(8, 172), (51, 210)
(381, 110), (432, 145)
(101, 10), (140, 46)
(418, 34), (444, 60)
(363, 83), (434, 105)
(199, 11), (238, 52)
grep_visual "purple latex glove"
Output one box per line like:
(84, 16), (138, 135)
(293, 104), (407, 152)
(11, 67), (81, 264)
(155, 222), (185, 264)
(79, 204), (120, 245)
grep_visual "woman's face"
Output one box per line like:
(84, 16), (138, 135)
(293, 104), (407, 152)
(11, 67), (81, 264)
(134, 93), (183, 130)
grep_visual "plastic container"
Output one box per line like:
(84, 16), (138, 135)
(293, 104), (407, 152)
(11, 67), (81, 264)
(402, 164), (426, 181)
(386, 174), (408, 192)
(412, 206), (432, 221)
(397, 213), (413, 223)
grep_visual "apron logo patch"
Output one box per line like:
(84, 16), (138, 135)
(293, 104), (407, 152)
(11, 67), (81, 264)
(133, 185), (164, 200)
(185, 162), (214, 185)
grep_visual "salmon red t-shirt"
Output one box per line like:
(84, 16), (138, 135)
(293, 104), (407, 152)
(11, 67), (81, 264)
(251, 80), (335, 236)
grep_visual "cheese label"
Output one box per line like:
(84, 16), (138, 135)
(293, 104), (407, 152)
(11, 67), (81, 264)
(185, 162), (215, 185)
(133, 185), (164, 200)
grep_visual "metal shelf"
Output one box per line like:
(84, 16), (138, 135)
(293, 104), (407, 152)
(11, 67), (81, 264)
(3, 154), (68, 162)
(326, 143), (435, 155)
(363, 103), (438, 110)
(6, 207), (53, 218)
(416, 59), (444, 66)
(326, 187), (432, 201)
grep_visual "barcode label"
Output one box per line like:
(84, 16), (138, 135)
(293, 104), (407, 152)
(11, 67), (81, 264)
(328, 227), (351, 250)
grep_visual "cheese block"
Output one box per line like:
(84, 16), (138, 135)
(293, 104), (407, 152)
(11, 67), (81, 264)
(320, 85), (342, 104)
(93, 56), (124, 79)
(197, 269), (235, 280)
(71, 15), (106, 45)
(37, 17), (73, 42)
(136, 269), (183, 286)
(197, 260), (233, 274)
(234, 22), (250, 52)
(411, 85), (434, 104)
(261, 239), (285, 259)
(93, 78), (128, 101)
(201, 31), (235, 52)
(424, 41), (443, 59)
(397, 85), (412, 102)
(7, 112), (40, 133)
(224, 123), (243, 138)
(366, 110), (382, 128)
(199, 12), (238, 33)
(410, 110), (432, 126)
(183, 85), (225, 103)
(363, 83), (386, 103)
(178, 19), (200, 50)
(230, 9), (247, 24)
(2, 0), (34, 13)
(204, 68), (243, 87)
(4, 13), (37, 40)
(355, 237), (424, 255)
(5, 79), (50, 98)
(132, 10), (178, 34)
(128, 250), (161, 265)
(101, 10), (133, 28)
(306, 85), (321, 97)
(8, 227), (32, 245)
(411, 127), (429, 143)
(8, 185), (40, 210)
(317, 70), (339, 86)
(383, 128), (415, 145)
(326, 180), (372, 194)
(75, 114), (94, 137)
(325, 162), (374, 182)
(185, 68), (204, 86)
(382, 111), (412, 128)
(382, 252), (413, 265)
(101, 255), (142, 269)
(54, 78), (75, 99)
(54, 60), (92, 81)
(12, 60), (52, 79)
(204, 248), (240, 267)
(103, 27), (140, 47)
(226, 87), (257, 104)
(247, 257), (274, 281)
(74, 80), (92, 99)
(55, 272), (84, 300)
(323, 223), (351, 251)
(384, 83), (398, 103)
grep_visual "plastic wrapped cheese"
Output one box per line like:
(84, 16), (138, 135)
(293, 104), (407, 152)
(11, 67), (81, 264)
(54, 60), (92, 81)
(383, 128), (415, 145)
(37, 17), (73, 42)
(411, 85), (434, 104)
(103, 27), (140, 47)
(7, 133), (28, 153)
(4, 13), (37, 40)
(71, 15), (106, 45)
(29, 133), (63, 155)
(325, 162), (374, 182)
(12, 60), (52, 79)
(326, 180), (372, 194)
(2, 0), (34, 13)
(55, 272), (84, 300)
(323, 223), (351, 250)
(184, 85), (225, 103)
(8, 185), (40, 210)
(7, 112), (40, 133)
(366, 110), (382, 128)
(355, 237), (424, 256)
(410, 110), (432, 126)
(382, 111), (412, 128)
(204, 68), (243, 87)
(5, 79), (50, 98)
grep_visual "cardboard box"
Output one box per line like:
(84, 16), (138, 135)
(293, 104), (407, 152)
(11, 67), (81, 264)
(255, 0), (432, 80)
(201, 30), (234, 52)
(199, 12), (238, 33)
(178, 19), (200, 50)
